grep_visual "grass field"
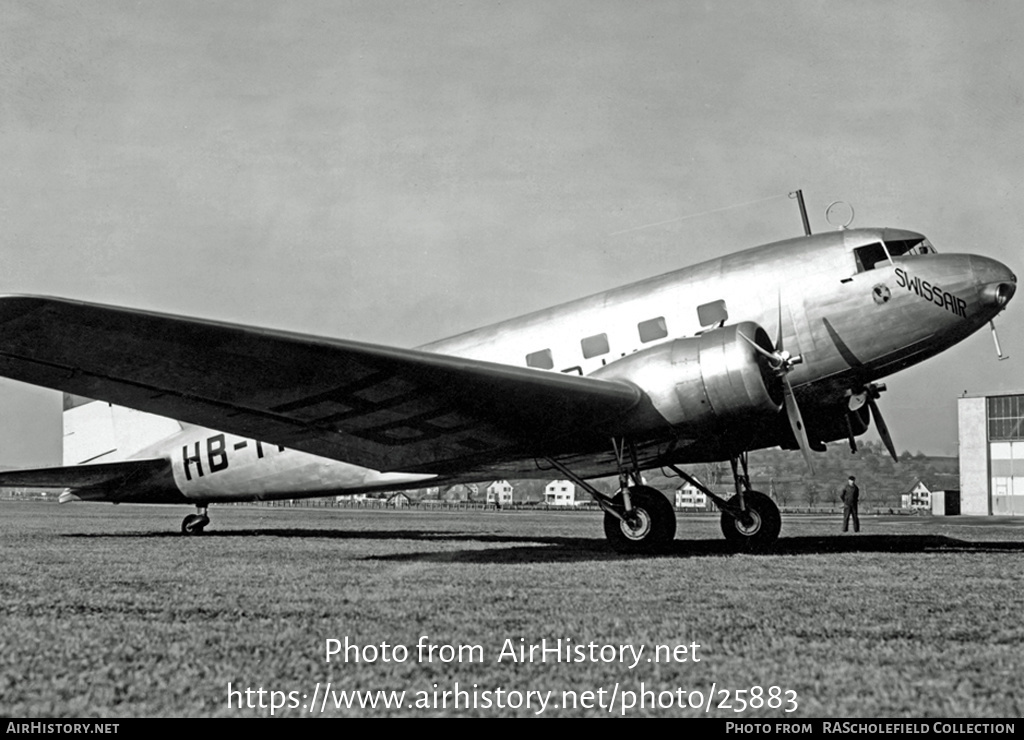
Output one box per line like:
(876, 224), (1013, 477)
(2, 501), (1023, 718)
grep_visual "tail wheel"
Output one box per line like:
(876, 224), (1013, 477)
(181, 514), (209, 535)
(720, 490), (780, 551)
(604, 485), (677, 553)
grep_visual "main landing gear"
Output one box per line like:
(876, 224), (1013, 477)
(554, 443), (782, 554)
(669, 452), (781, 552)
(181, 504), (210, 535)
(602, 486), (676, 553)
(552, 440), (782, 548)
(547, 439), (677, 553)
(718, 490), (780, 551)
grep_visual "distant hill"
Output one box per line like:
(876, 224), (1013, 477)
(741, 443), (958, 507)
(512, 443), (960, 509)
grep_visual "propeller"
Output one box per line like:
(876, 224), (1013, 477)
(824, 317), (898, 462)
(740, 298), (815, 474)
(850, 383), (898, 462)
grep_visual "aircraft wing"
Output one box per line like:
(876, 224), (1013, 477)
(0, 297), (664, 473)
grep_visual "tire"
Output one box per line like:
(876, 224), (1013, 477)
(603, 485), (677, 553)
(720, 490), (780, 551)
(181, 514), (209, 535)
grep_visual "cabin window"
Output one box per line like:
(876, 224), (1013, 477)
(638, 317), (668, 343)
(854, 242), (890, 273)
(581, 333), (609, 359)
(526, 349), (553, 369)
(697, 300), (728, 327)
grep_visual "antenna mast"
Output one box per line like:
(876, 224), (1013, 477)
(790, 190), (811, 236)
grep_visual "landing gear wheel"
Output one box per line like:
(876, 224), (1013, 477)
(181, 514), (210, 535)
(720, 490), (780, 552)
(603, 485), (677, 553)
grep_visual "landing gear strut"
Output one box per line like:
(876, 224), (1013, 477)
(181, 505), (210, 535)
(547, 438), (677, 553)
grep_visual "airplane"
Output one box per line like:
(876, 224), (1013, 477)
(0, 223), (1014, 552)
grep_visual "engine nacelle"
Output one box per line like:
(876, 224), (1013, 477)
(804, 402), (870, 447)
(591, 322), (783, 430)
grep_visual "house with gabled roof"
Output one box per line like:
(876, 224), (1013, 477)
(544, 480), (576, 506)
(486, 480), (514, 506)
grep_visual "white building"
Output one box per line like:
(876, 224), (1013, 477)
(544, 480), (576, 506)
(675, 481), (709, 510)
(959, 393), (1024, 515)
(486, 480), (514, 505)
(900, 480), (932, 510)
(671, 476), (712, 511)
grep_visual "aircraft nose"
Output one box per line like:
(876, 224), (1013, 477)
(973, 256), (1017, 310)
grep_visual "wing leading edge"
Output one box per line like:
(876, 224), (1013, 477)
(0, 296), (669, 473)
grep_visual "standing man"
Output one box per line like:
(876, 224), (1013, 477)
(841, 475), (860, 533)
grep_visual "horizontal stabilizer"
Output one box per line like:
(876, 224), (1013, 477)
(0, 458), (184, 504)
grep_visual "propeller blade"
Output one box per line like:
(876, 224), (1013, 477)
(782, 374), (815, 474)
(774, 292), (784, 354)
(741, 320), (815, 472)
(738, 329), (778, 363)
(867, 395), (898, 462)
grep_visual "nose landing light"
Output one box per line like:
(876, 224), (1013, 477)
(980, 281), (1016, 309)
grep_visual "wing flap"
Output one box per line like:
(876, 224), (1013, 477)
(0, 297), (662, 472)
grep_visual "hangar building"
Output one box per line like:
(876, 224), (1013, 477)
(958, 393), (1024, 515)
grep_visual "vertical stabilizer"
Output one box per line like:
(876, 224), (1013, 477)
(63, 395), (182, 464)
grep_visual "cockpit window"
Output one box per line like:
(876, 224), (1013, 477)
(854, 242), (889, 272)
(886, 238), (936, 257)
(854, 236), (937, 274)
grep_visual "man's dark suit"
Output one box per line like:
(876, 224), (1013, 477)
(841, 479), (860, 532)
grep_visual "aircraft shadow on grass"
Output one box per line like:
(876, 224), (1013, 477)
(62, 529), (1024, 564)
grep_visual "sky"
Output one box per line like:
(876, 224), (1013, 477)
(0, 1), (1021, 464)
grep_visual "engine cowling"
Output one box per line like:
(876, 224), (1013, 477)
(591, 322), (783, 430)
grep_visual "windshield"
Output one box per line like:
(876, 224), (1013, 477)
(887, 237), (936, 257)
(853, 236), (937, 273)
